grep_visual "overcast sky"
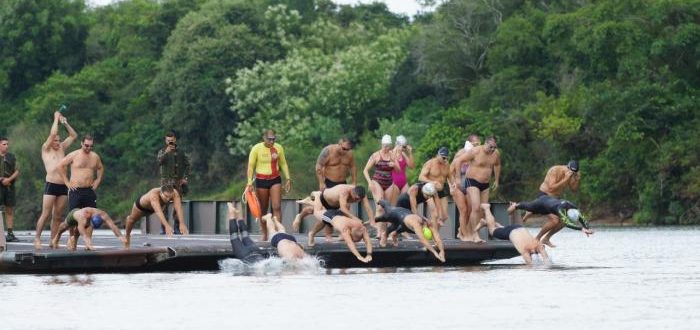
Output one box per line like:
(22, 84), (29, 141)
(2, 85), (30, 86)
(86, 0), (432, 17)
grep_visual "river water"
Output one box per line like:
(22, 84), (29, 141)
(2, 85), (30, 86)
(2, 227), (699, 329)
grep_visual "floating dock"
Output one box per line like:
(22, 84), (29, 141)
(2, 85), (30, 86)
(0, 233), (519, 274)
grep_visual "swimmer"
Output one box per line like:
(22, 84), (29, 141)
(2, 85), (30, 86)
(449, 136), (501, 242)
(123, 185), (189, 248)
(449, 133), (480, 241)
(508, 195), (593, 247)
(417, 147), (452, 227)
(475, 203), (548, 265)
(308, 190), (372, 263)
(292, 184), (374, 245)
(389, 135), (415, 205)
(228, 201), (308, 262)
(296, 138), (357, 240)
(228, 202), (266, 264)
(50, 207), (126, 251)
(363, 134), (398, 239)
(375, 200), (445, 262)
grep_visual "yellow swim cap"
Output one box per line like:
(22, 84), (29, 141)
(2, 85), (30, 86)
(422, 226), (433, 241)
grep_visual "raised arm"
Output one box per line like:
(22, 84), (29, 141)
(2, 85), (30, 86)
(569, 172), (580, 192)
(44, 111), (61, 150)
(60, 117), (78, 149)
(405, 146), (415, 169)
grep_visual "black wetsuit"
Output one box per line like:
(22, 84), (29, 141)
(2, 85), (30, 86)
(516, 195), (590, 230)
(396, 183), (428, 209)
(228, 219), (265, 263)
(376, 200), (420, 235)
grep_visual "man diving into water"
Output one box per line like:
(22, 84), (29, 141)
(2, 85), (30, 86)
(508, 194), (593, 247)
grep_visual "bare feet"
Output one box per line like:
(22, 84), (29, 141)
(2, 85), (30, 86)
(379, 234), (387, 248)
(541, 239), (556, 248)
(292, 213), (302, 232)
(262, 213), (273, 223)
(295, 196), (313, 206)
(507, 202), (517, 214)
(34, 238), (42, 250)
(50, 237), (59, 249)
(307, 232), (316, 247)
(390, 232), (399, 247)
(480, 203), (490, 211)
(67, 236), (77, 251)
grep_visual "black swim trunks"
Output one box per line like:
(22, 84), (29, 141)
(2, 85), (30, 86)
(68, 187), (97, 210)
(492, 224), (523, 240)
(464, 178), (489, 192)
(321, 209), (344, 225)
(324, 178), (346, 189)
(44, 182), (68, 196)
(271, 232), (297, 248)
(438, 182), (448, 198)
(135, 196), (154, 215)
(319, 189), (339, 210)
(255, 176), (282, 189)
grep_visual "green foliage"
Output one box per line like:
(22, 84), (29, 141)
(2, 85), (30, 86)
(0, 0), (89, 98)
(2, 0), (700, 229)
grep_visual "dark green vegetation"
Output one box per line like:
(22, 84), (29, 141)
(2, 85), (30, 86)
(1, 0), (698, 227)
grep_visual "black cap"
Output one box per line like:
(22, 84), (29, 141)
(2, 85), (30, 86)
(567, 160), (579, 172)
(438, 147), (449, 158)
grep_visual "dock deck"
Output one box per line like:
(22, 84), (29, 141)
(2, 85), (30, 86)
(0, 232), (519, 274)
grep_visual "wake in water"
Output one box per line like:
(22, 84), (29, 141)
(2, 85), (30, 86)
(218, 256), (324, 276)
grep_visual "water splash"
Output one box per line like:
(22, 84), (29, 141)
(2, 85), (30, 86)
(218, 256), (323, 276)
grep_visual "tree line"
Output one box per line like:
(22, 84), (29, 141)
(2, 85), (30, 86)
(1, 0), (698, 228)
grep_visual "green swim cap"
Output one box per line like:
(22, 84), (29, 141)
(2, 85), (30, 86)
(422, 226), (433, 241)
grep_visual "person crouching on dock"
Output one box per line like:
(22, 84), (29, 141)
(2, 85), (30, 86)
(51, 207), (126, 251)
(123, 185), (189, 248)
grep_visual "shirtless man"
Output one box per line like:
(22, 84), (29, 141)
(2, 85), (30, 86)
(450, 134), (480, 240)
(294, 184), (374, 245)
(51, 207), (126, 251)
(476, 203), (548, 265)
(509, 193), (593, 247)
(451, 136), (501, 242)
(308, 190), (373, 263)
(294, 138), (357, 238)
(417, 147), (452, 227)
(58, 135), (104, 210)
(33, 111), (78, 249)
(375, 200), (445, 262)
(525, 160), (581, 246)
(123, 185), (189, 248)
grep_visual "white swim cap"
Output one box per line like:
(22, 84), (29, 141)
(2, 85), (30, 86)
(396, 135), (407, 146)
(381, 134), (392, 145)
(567, 209), (580, 222)
(421, 182), (436, 196)
(464, 140), (473, 151)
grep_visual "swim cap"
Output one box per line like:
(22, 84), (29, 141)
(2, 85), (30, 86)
(91, 214), (104, 228)
(437, 147), (449, 158)
(396, 135), (407, 146)
(566, 209), (580, 222)
(464, 140), (473, 151)
(422, 226), (433, 241)
(381, 134), (392, 145)
(421, 182), (436, 196)
(567, 160), (579, 172)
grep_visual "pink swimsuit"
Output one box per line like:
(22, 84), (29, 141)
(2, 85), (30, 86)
(391, 155), (408, 190)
